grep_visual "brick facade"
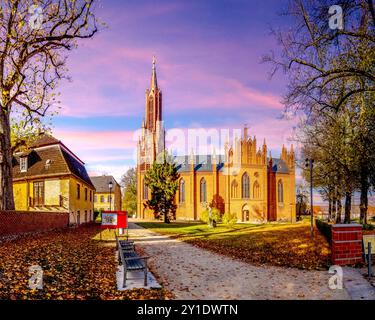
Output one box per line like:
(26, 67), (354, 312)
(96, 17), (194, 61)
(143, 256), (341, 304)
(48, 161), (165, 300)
(0, 211), (69, 238)
(267, 165), (276, 221)
(331, 224), (363, 265)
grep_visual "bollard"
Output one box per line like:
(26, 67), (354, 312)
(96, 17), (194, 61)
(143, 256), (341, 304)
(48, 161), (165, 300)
(368, 242), (372, 279)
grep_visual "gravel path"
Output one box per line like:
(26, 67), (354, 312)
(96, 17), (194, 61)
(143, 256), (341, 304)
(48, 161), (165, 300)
(128, 223), (353, 300)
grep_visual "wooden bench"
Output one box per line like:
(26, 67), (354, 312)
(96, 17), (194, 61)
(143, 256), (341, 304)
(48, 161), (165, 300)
(115, 233), (134, 250)
(115, 234), (150, 287)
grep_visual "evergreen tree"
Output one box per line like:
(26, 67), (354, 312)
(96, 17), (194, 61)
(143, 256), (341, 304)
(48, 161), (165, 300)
(144, 152), (180, 223)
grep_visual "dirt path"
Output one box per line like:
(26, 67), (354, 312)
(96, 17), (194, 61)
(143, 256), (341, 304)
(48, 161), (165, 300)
(128, 223), (353, 300)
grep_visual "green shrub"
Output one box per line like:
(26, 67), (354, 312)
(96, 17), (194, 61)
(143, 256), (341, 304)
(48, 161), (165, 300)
(362, 223), (375, 230)
(200, 208), (221, 224)
(315, 219), (332, 243)
(222, 212), (238, 225)
(95, 215), (102, 223)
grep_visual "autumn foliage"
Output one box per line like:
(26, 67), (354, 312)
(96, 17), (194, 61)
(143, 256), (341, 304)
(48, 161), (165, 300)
(0, 225), (169, 300)
(138, 221), (332, 270)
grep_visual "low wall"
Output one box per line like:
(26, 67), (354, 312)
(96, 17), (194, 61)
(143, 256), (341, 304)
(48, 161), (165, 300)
(331, 224), (363, 265)
(0, 211), (69, 238)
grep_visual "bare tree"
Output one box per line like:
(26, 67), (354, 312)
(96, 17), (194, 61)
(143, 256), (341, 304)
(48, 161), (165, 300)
(264, 0), (374, 114)
(0, 0), (100, 210)
(265, 0), (375, 224)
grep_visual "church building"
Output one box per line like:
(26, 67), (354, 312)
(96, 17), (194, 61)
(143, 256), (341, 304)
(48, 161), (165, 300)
(137, 59), (296, 223)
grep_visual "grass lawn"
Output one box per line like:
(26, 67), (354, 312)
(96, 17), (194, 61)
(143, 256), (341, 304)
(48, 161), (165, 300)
(0, 224), (170, 300)
(136, 220), (331, 270)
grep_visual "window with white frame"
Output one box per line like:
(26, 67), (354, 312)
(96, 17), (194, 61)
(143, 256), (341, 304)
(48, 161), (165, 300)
(20, 157), (28, 172)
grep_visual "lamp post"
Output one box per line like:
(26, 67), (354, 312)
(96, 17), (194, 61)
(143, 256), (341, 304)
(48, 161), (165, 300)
(305, 158), (314, 239)
(108, 180), (113, 211)
(296, 187), (301, 221)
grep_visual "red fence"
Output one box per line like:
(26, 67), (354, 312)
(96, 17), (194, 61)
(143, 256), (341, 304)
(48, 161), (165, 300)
(0, 211), (69, 239)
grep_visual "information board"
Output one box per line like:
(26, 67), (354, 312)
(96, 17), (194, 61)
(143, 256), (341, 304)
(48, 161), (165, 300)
(363, 235), (375, 255)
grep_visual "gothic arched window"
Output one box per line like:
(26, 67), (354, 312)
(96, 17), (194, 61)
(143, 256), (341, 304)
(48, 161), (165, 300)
(143, 180), (148, 200)
(179, 179), (185, 203)
(253, 181), (260, 199)
(148, 98), (154, 129)
(278, 180), (284, 203)
(231, 180), (238, 198)
(242, 173), (250, 199)
(200, 178), (207, 203)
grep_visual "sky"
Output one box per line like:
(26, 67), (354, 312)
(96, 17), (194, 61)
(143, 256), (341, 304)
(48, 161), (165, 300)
(52, 0), (299, 183)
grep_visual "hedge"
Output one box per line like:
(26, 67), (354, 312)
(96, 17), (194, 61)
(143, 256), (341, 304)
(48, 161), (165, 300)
(315, 219), (332, 243)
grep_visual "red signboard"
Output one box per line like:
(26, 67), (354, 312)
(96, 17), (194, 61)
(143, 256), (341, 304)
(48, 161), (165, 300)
(101, 211), (128, 229)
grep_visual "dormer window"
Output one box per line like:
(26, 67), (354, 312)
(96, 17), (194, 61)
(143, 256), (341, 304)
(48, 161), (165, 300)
(20, 157), (28, 173)
(45, 159), (52, 169)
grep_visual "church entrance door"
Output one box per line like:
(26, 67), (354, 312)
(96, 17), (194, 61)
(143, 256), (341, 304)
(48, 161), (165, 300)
(242, 204), (250, 222)
(242, 210), (250, 222)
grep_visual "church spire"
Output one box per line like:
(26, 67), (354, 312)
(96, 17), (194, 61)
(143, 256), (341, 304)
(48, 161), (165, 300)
(151, 56), (158, 89)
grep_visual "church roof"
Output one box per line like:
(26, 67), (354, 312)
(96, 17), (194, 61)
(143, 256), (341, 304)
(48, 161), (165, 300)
(270, 158), (289, 174)
(174, 155), (225, 172)
(173, 155), (289, 173)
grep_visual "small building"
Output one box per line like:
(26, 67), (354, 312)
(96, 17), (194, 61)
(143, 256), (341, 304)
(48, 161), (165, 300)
(12, 134), (95, 225)
(90, 175), (122, 212)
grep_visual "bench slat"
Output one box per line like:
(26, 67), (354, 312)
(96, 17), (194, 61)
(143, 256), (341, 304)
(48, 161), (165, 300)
(116, 235), (149, 287)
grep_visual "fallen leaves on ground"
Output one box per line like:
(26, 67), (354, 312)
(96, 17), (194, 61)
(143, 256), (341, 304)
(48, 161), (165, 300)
(186, 226), (330, 270)
(0, 225), (171, 300)
(139, 222), (331, 270)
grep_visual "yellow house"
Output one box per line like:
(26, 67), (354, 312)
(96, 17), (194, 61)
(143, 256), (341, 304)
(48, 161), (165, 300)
(91, 175), (122, 212)
(12, 134), (96, 225)
(137, 59), (296, 223)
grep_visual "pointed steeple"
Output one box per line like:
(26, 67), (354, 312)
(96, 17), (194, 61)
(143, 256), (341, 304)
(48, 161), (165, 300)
(189, 148), (195, 165)
(244, 124), (248, 140)
(212, 147), (217, 165)
(151, 56), (158, 89)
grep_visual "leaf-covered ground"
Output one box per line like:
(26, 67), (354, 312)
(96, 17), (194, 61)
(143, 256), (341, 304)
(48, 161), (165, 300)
(136, 220), (331, 270)
(0, 225), (171, 300)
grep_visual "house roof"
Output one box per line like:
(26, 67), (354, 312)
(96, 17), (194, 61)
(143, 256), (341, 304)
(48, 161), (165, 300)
(13, 134), (95, 189)
(30, 134), (61, 148)
(60, 148), (95, 189)
(90, 175), (120, 193)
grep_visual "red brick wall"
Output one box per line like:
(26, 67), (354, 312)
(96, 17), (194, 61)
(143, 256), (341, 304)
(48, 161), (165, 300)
(331, 224), (363, 265)
(267, 169), (276, 221)
(0, 211), (69, 238)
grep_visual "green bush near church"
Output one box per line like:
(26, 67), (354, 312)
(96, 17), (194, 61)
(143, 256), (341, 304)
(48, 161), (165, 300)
(200, 208), (221, 224)
(222, 212), (238, 226)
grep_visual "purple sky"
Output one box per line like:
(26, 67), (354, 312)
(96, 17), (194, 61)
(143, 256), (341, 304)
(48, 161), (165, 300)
(52, 0), (300, 182)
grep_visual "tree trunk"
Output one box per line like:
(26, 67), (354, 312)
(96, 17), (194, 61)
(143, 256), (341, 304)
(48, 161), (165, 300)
(336, 199), (342, 223)
(163, 209), (170, 224)
(328, 198), (332, 221)
(344, 192), (352, 224)
(359, 174), (368, 225)
(0, 111), (15, 210)
(332, 198), (336, 222)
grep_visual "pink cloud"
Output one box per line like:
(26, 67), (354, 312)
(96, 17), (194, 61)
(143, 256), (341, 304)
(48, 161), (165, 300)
(164, 119), (295, 158)
(54, 129), (138, 152)
(58, 32), (284, 117)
